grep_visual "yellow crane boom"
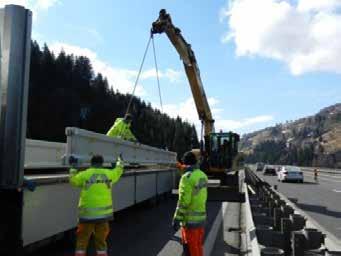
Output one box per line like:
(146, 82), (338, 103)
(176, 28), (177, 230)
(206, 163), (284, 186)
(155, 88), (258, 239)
(151, 9), (215, 137)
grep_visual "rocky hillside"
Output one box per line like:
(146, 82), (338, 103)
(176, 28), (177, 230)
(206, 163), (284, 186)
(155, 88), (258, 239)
(240, 103), (341, 168)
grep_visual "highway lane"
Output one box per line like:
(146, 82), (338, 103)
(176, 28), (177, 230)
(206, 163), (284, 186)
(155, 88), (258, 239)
(258, 171), (341, 240)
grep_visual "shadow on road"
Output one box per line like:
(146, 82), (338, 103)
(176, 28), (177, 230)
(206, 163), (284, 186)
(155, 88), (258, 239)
(302, 181), (319, 185)
(295, 202), (341, 218)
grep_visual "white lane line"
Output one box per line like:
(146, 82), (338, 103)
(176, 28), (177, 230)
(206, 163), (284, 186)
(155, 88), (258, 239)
(333, 189), (341, 193)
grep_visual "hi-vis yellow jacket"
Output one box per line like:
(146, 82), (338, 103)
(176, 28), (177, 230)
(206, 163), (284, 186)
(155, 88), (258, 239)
(174, 167), (208, 228)
(69, 160), (123, 222)
(106, 118), (137, 141)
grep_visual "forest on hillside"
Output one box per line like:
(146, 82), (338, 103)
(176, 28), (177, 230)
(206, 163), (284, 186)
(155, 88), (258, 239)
(241, 104), (341, 168)
(27, 41), (199, 158)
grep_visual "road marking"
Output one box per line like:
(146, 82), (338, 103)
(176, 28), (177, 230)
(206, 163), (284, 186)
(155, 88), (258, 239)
(333, 189), (341, 193)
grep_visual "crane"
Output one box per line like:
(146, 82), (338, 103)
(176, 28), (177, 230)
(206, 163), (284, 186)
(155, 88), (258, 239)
(151, 9), (240, 179)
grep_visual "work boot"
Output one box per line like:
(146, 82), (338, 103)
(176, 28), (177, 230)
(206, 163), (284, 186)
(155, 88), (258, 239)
(96, 250), (108, 256)
(75, 250), (86, 256)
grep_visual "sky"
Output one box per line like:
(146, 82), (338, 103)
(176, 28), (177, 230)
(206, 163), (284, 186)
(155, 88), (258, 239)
(2, 0), (341, 135)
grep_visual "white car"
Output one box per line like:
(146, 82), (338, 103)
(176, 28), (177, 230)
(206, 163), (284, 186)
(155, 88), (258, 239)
(278, 166), (304, 183)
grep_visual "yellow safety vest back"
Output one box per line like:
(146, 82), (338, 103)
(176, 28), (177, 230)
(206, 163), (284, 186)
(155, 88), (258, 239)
(69, 164), (123, 222)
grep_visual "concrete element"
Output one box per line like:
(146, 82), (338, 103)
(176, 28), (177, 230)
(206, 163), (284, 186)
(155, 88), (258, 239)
(25, 139), (66, 169)
(251, 169), (341, 254)
(241, 181), (261, 256)
(0, 4), (32, 188)
(260, 171), (341, 247)
(23, 168), (175, 247)
(63, 127), (177, 166)
(22, 183), (79, 246)
(211, 202), (241, 255)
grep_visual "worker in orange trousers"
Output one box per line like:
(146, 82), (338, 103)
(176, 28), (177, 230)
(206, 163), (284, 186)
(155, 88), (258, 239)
(173, 152), (208, 256)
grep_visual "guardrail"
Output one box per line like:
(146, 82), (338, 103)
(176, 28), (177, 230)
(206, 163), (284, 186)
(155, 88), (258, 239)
(63, 127), (177, 167)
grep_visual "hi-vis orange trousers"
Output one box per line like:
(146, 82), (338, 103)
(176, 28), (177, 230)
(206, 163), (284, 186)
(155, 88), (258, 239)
(75, 222), (110, 256)
(181, 227), (205, 256)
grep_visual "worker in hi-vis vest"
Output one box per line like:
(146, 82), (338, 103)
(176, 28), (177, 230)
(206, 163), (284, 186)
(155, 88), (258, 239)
(69, 154), (124, 256)
(172, 151), (208, 256)
(106, 113), (137, 141)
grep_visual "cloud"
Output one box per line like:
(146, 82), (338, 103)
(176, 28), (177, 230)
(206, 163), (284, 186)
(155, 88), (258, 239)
(0, 0), (60, 10)
(221, 0), (341, 75)
(140, 68), (183, 83)
(162, 97), (273, 134)
(0, 0), (26, 7)
(297, 0), (341, 12)
(50, 42), (182, 96)
(50, 42), (146, 96)
(216, 115), (274, 131)
(0, 0), (60, 21)
(32, 0), (60, 10)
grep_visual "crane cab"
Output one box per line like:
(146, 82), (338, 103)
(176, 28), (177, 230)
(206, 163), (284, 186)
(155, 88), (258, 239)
(203, 132), (240, 173)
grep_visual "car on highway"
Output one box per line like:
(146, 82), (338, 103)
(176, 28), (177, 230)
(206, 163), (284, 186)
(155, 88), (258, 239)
(255, 162), (264, 172)
(263, 165), (277, 176)
(278, 166), (304, 183)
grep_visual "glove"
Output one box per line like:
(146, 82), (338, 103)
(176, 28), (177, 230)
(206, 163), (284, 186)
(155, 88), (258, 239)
(23, 178), (36, 192)
(172, 219), (180, 231)
(68, 155), (78, 168)
(70, 168), (78, 175)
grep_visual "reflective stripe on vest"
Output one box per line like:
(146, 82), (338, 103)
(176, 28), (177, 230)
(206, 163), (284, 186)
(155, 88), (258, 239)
(79, 213), (113, 221)
(79, 205), (113, 212)
(185, 220), (206, 228)
(187, 211), (206, 217)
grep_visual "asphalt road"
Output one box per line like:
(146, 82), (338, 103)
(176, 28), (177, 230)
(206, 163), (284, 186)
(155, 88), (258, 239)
(258, 170), (341, 240)
(26, 196), (223, 256)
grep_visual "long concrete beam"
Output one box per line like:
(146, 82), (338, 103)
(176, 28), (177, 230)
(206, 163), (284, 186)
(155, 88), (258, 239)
(63, 127), (177, 167)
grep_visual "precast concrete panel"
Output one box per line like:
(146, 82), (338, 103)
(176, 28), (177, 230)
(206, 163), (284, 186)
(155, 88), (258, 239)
(113, 175), (135, 211)
(64, 127), (177, 166)
(25, 139), (66, 169)
(157, 171), (173, 194)
(136, 173), (157, 203)
(22, 183), (80, 246)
